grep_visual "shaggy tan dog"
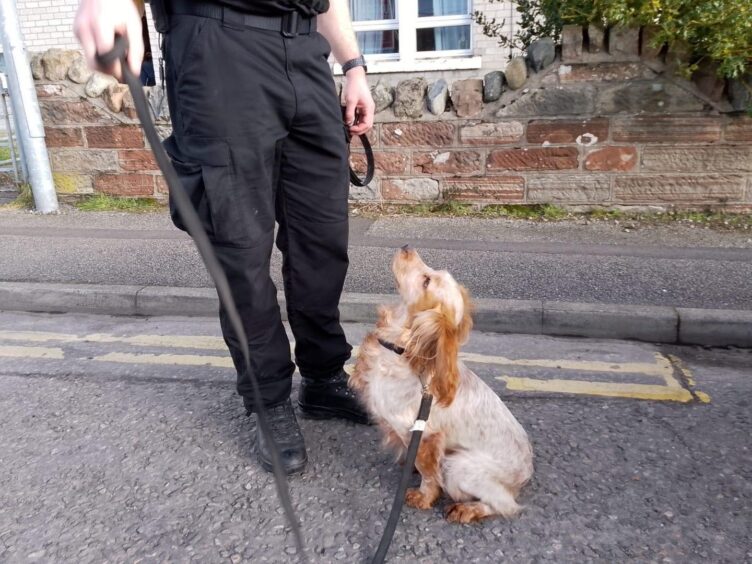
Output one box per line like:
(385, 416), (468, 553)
(350, 247), (533, 523)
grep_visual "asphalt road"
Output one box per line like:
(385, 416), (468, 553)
(0, 311), (749, 563)
(1, 210), (751, 310)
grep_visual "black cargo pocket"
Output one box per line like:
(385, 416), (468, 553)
(193, 140), (276, 248)
(167, 155), (213, 237)
(167, 138), (231, 240)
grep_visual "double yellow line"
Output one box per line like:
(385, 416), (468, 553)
(0, 330), (710, 403)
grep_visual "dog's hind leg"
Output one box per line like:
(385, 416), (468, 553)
(445, 501), (496, 523)
(405, 432), (444, 510)
(443, 452), (522, 522)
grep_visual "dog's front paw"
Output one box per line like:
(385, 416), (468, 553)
(405, 488), (436, 510)
(445, 502), (492, 524)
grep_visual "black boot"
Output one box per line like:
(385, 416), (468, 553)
(256, 399), (307, 475)
(298, 369), (370, 425)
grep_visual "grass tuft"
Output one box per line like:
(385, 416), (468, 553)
(0, 146), (11, 162)
(351, 202), (752, 230)
(0, 183), (35, 210)
(74, 194), (164, 212)
(354, 202), (572, 220)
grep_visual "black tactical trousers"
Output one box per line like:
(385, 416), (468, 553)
(162, 14), (352, 409)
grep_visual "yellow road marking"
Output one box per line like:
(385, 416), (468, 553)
(496, 351), (709, 403)
(667, 354), (712, 404)
(694, 391), (711, 403)
(88, 334), (227, 350)
(94, 352), (234, 368)
(460, 351), (675, 380)
(0, 345), (64, 359)
(668, 354), (695, 386)
(0, 330), (227, 350)
(500, 376), (695, 403)
(0, 330), (708, 403)
(0, 330), (73, 343)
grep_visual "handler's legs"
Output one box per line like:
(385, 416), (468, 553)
(163, 15), (306, 473)
(274, 32), (367, 424)
(163, 15), (367, 475)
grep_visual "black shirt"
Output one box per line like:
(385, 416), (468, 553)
(213, 1), (330, 16)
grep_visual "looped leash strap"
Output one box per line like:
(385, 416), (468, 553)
(347, 131), (375, 187)
(97, 36), (308, 563)
(341, 105), (374, 187)
(371, 392), (433, 564)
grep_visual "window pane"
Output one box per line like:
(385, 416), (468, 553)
(350, 0), (396, 21)
(416, 25), (471, 51)
(418, 0), (468, 17)
(356, 30), (399, 55)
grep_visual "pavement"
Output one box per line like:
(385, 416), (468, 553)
(0, 208), (751, 346)
(0, 186), (17, 205)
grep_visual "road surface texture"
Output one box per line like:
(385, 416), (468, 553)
(0, 310), (749, 562)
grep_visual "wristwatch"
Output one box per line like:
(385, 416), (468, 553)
(341, 56), (368, 75)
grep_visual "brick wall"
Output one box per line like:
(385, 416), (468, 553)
(32, 28), (752, 210)
(16, 0), (80, 51)
(349, 115), (751, 207)
(473, 0), (522, 69)
(37, 82), (164, 199)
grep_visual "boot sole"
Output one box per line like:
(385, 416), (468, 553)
(258, 452), (308, 475)
(298, 403), (371, 425)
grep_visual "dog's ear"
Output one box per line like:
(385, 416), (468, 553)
(405, 305), (460, 407)
(457, 285), (473, 345)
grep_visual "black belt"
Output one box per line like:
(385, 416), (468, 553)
(169, 0), (317, 36)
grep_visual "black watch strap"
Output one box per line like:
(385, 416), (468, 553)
(341, 56), (367, 75)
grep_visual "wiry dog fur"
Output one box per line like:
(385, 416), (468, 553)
(350, 247), (533, 523)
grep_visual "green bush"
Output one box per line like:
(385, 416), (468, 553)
(475, 0), (752, 80)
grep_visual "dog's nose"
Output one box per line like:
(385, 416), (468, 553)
(401, 244), (412, 253)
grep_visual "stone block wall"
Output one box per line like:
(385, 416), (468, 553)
(31, 30), (752, 210)
(36, 78), (164, 200)
(348, 113), (751, 208)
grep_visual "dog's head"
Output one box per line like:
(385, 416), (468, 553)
(392, 246), (473, 406)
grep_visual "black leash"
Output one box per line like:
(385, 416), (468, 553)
(347, 132), (374, 187)
(372, 391), (434, 564)
(342, 107), (375, 187)
(97, 36), (308, 563)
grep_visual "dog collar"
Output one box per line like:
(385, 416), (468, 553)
(378, 338), (405, 356)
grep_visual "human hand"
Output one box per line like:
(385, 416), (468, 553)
(73, 0), (144, 80)
(342, 68), (375, 136)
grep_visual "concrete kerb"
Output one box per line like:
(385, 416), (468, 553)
(0, 281), (141, 316)
(677, 307), (752, 348)
(0, 281), (750, 348)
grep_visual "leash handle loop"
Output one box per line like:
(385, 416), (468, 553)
(342, 105), (375, 187)
(348, 132), (375, 187)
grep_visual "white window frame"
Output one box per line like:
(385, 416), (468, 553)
(335, 0), (482, 74)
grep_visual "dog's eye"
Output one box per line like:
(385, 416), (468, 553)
(422, 275), (431, 289)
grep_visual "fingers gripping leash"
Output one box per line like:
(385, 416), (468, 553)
(96, 36), (308, 562)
